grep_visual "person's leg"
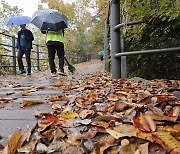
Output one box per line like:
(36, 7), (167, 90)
(17, 49), (25, 72)
(24, 49), (31, 74)
(56, 43), (64, 72)
(47, 45), (56, 73)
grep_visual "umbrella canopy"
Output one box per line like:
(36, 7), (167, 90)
(4, 15), (31, 26)
(31, 9), (68, 32)
(98, 50), (105, 56)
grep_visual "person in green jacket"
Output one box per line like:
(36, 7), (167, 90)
(42, 30), (66, 76)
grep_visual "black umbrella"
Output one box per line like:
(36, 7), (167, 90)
(31, 9), (68, 32)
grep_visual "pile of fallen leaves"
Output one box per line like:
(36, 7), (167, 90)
(1, 73), (180, 153)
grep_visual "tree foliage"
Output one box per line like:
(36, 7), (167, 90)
(122, 0), (180, 79)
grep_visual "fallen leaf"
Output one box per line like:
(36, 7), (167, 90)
(153, 132), (180, 149)
(79, 110), (93, 119)
(6, 92), (15, 96)
(114, 124), (136, 137)
(17, 139), (38, 153)
(82, 128), (97, 139)
(66, 134), (82, 146)
(7, 131), (22, 154)
(21, 90), (31, 96)
(119, 143), (138, 154)
(91, 121), (109, 128)
(0, 97), (13, 102)
(133, 113), (151, 132)
(106, 129), (125, 139)
(146, 111), (178, 122)
(59, 110), (79, 119)
(54, 82), (62, 87)
(139, 143), (149, 154)
(51, 102), (61, 110)
(136, 129), (154, 142)
(19, 100), (44, 108)
(41, 113), (60, 124)
(50, 94), (69, 102)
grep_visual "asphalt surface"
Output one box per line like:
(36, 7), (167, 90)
(0, 59), (104, 146)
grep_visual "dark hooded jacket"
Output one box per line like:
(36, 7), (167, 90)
(16, 29), (34, 50)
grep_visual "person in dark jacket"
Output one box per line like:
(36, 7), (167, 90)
(16, 24), (34, 75)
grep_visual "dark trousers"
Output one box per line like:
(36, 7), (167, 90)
(100, 56), (104, 61)
(47, 43), (64, 73)
(17, 48), (31, 73)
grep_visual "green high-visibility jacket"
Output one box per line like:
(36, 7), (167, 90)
(46, 31), (64, 43)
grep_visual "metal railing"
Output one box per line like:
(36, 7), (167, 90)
(0, 32), (90, 75)
(105, 0), (180, 79)
(0, 32), (48, 75)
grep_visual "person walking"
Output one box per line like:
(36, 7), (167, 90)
(98, 50), (104, 61)
(16, 24), (34, 75)
(42, 30), (67, 77)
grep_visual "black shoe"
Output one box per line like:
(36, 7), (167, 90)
(18, 70), (26, 75)
(27, 72), (31, 75)
(57, 69), (67, 76)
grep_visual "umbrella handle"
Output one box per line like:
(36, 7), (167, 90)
(64, 56), (70, 65)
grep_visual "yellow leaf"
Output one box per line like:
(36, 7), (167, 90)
(8, 131), (22, 154)
(91, 121), (109, 128)
(59, 110), (79, 119)
(153, 132), (180, 149)
(136, 129), (154, 142)
(115, 91), (128, 95)
(21, 90), (31, 96)
(106, 129), (125, 139)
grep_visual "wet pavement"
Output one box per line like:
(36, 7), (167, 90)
(0, 60), (104, 145)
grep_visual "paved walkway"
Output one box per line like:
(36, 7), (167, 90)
(0, 60), (104, 145)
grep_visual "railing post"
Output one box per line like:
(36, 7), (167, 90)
(120, 36), (127, 78)
(110, 0), (121, 79)
(12, 35), (16, 75)
(36, 44), (40, 71)
(104, 19), (110, 72)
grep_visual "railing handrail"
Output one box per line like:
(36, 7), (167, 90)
(105, 0), (180, 79)
(114, 47), (180, 57)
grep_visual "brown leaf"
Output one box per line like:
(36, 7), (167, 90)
(62, 146), (83, 154)
(114, 124), (136, 137)
(41, 113), (60, 124)
(79, 110), (93, 119)
(133, 113), (151, 132)
(63, 82), (73, 91)
(146, 111), (178, 122)
(19, 100), (44, 108)
(144, 115), (156, 132)
(50, 94), (69, 102)
(6, 92), (15, 96)
(97, 112), (118, 122)
(54, 82), (62, 87)
(66, 134), (82, 146)
(0, 97), (13, 102)
(119, 143), (138, 154)
(114, 102), (129, 111)
(82, 128), (98, 139)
